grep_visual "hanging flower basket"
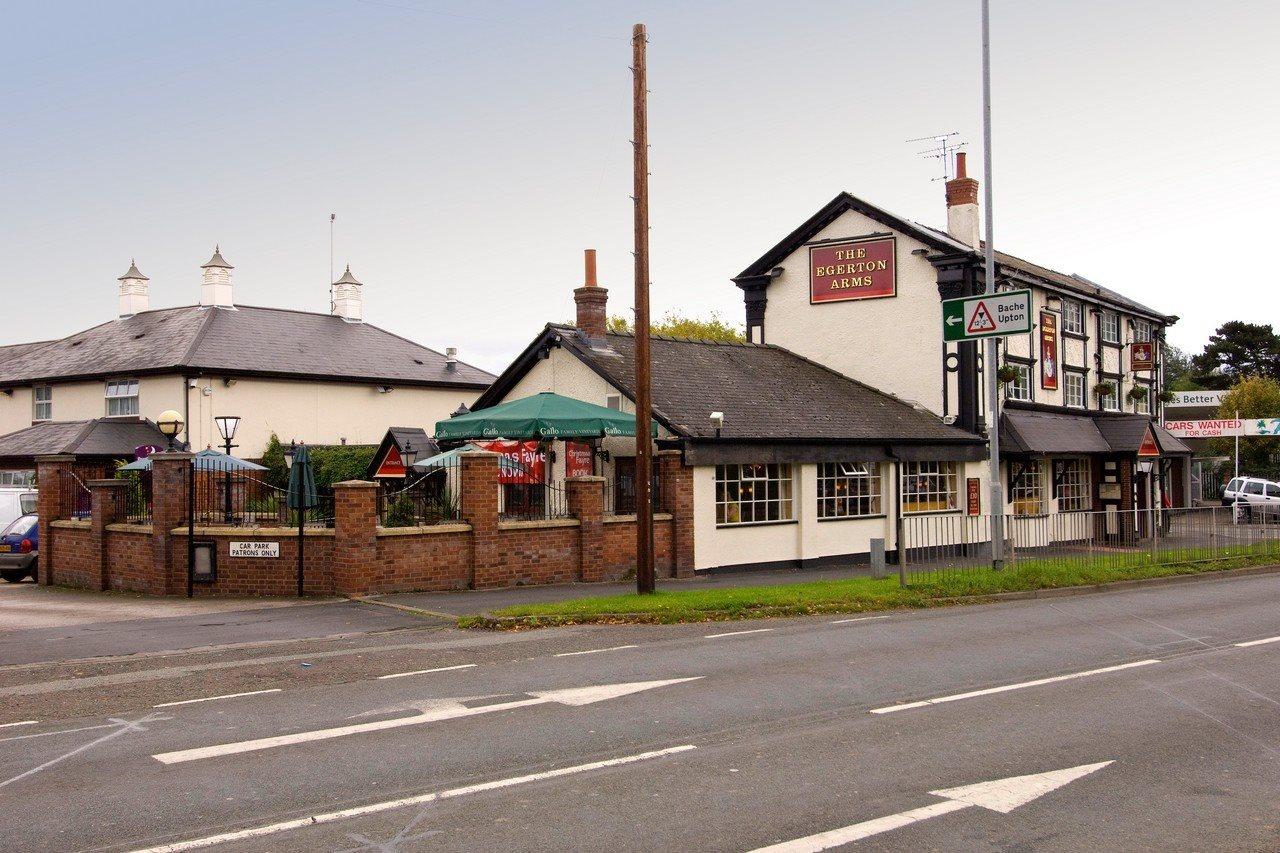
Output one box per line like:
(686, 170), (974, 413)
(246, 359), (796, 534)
(996, 364), (1020, 384)
(1157, 389), (1176, 404)
(1093, 381), (1116, 398)
(1127, 386), (1149, 402)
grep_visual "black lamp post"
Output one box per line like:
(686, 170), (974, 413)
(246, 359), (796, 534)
(214, 415), (240, 523)
(401, 440), (418, 486)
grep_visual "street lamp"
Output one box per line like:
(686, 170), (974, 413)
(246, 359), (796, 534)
(214, 416), (240, 523)
(283, 440), (296, 470)
(157, 410), (184, 451)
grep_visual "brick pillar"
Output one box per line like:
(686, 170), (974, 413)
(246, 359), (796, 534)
(88, 479), (127, 592)
(459, 452), (501, 589)
(333, 480), (379, 596)
(567, 476), (605, 582)
(150, 452), (193, 595)
(35, 455), (75, 585)
(657, 449), (694, 578)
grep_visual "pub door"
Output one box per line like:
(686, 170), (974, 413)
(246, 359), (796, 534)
(614, 457), (637, 514)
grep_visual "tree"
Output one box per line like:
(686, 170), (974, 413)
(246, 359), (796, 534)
(605, 310), (745, 343)
(1161, 344), (1198, 391)
(1190, 322), (1280, 388)
(1207, 376), (1280, 480)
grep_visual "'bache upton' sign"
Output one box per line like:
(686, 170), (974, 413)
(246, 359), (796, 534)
(809, 236), (896, 303)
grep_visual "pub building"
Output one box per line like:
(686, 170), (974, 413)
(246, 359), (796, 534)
(476, 154), (1189, 572)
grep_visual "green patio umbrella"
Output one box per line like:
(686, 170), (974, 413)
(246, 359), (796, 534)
(287, 444), (319, 511)
(434, 392), (657, 441)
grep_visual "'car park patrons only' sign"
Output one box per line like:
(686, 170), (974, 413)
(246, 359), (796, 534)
(942, 289), (1033, 342)
(809, 236), (897, 303)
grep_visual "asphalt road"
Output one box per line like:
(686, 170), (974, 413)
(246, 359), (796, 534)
(2, 574), (1279, 851)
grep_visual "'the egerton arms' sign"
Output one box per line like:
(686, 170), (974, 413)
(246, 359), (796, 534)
(809, 236), (896, 303)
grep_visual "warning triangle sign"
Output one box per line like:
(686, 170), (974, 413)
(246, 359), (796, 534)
(1138, 427), (1160, 457)
(967, 300), (997, 334)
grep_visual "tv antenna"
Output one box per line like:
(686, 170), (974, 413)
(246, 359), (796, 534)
(906, 132), (966, 182)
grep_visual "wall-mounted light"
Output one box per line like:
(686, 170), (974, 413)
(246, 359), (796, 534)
(222, 377), (237, 387)
(377, 386), (393, 394)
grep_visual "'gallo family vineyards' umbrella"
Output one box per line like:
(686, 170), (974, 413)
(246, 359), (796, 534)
(434, 392), (656, 441)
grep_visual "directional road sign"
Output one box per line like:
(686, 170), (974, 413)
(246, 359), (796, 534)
(942, 289), (1033, 342)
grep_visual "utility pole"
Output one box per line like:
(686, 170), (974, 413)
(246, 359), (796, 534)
(632, 22), (655, 595)
(981, 0), (1005, 570)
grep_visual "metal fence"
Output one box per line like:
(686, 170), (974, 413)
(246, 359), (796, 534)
(499, 481), (571, 522)
(111, 474), (153, 525)
(188, 464), (335, 528)
(603, 467), (663, 516)
(900, 504), (1280, 585)
(58, 470), (91, 519)
(378, 461), (462, 527)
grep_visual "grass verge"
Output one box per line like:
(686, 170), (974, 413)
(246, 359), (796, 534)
(458, 548), (1280, 629)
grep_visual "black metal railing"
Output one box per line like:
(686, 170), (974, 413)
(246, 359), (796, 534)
(111, 473), (153, 525)
(187, 462), (335, 528)
(500, 481), (571, 522)
(58, 471), (91, 520)
(378, 461), (462, 527)
(603, 461), (663, 516)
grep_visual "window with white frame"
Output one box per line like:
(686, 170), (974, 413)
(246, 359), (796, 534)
(715, 463), (793, 525)
(1100, 381), (1120, 411)
(1064, 372), (1086, 408)
(1055, 458), (1091, 512)
(1100, 312), (1120, 344)
(1010, 461), (1045, 516)
(32, 385), (52, 421)
(605, 394), (622, 411)
(1005, 363), (1032, 401)
(1062, 299), (1083, 335)
(817, 462), (883, 519)
(0, 470), (34, 487)
(105, 379), (139, 417)
(1134, 319), (1152, 342)
(901, 461), (959, 513)
(1131, 382), (1151, 414)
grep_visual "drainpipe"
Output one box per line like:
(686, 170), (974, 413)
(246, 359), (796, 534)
(182, 375), (191, 450)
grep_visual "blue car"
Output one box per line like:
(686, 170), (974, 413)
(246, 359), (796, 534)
(0, 514), (37, 583)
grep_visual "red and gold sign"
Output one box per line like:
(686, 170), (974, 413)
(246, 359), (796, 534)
(808, 236), (896, 303)
(1039, 310), (1058, 391)
(565, 441), (594, 478)
(966, 477), (981, 516)
(475, 439), (546, 484)
(1130, 341), (1155, 371)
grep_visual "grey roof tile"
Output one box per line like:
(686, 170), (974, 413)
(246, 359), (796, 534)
(0, 418), (169, 460)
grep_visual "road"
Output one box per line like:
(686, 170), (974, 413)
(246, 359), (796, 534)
(1, 574), (1279, 851)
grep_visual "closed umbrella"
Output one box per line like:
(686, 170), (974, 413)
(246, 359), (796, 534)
(287, 444), (318, 511)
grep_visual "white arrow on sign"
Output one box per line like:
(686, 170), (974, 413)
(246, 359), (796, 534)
(945, 315), (963, 327)
(750, 761), (1112, 852)
(152, 677), (702, 765)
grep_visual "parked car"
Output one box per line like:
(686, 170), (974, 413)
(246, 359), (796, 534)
(0, 513), (37, 583)
(1222, 476), (1280, 520)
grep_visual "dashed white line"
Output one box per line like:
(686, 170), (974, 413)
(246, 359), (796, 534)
(154, 689), (283, 708)
(830, 615), (890, 625)
(1235, 635), (1280, 648)
(0, 720), (37, 729)
(555, 645), (639, 657)
(126, 744), (697, 852)
(869, 659), (1162, 714)
(705, 628), (775, 639)
(376, 664), (477, 680)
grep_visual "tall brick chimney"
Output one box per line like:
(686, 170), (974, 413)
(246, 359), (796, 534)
(945, 152), (981, 248)
(574, 249), (608, 340)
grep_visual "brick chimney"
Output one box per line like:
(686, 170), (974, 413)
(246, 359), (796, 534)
(945, 152), (981, 248)
(573, 249), (608, 340)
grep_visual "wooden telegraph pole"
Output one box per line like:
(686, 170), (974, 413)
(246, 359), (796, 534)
(632, 22), (655, 595)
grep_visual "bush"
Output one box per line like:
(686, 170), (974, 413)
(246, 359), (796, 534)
(384, 496), (417, 528)
(260, 433), (378, 490)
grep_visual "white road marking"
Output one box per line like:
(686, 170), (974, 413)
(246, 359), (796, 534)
(153, 677), (703, 764)
(829, 615), (890, 625)
(1, 712), (168, 791)
(1235, 635), (1280, 648)
(869, 659), (1161, 714)
(127, 745), (698, 852)
(0, 720), (37, 729)
(376, 664), (477, 680)
(154, 689), (283, 708)
(554, 645), (638, 657)
(704, 628), (774, 639)
(749, 761), (1112, 851)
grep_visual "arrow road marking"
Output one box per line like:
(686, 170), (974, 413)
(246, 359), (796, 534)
(128, 745), (697, 853)
(152, 677), (702, 764)
(749, 761), (1112, 852)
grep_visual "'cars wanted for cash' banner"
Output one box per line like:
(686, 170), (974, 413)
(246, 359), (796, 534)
(475, 440), (545, 484)
(809, 236), (896, 303)
(1039, 310), (1058, 390)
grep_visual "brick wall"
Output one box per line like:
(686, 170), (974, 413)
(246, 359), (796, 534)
(373, 526), (472, 593)
(47, 521), (96, 590)
(104, 527), (158, 594)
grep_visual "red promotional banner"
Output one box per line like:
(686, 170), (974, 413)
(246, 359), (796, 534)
(1130, 341), (1155, 371)
(565, 441), (594, 479)
(809, 236), (896, 303)
(1039, 310), (1058, 390)
(476, 439), (545, 484)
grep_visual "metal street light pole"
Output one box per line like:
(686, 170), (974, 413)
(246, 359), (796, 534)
(981, 0), (1005, 570)
(215, 416), (240, 524)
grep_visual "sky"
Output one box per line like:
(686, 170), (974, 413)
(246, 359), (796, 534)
(3, 0), (1277, 373)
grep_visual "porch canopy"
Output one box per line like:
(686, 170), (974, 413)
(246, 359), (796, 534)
(434, 392), (657, 441)
(119, 447), (267, 471)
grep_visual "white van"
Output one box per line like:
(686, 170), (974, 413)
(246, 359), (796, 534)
(1222, 477), (1280, 519)
(0, 488), (37, 530)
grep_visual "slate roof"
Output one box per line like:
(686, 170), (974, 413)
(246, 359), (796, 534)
(547, 326), (982, 445)
(0, 418), (170, 461)
(734, 192), (1175, 323)
(0, 305), (494, 389)
(365, 426), (440, 478)
(1002, 409), (1191, 456)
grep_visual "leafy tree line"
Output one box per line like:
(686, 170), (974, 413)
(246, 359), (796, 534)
(259, 434), (377, 490)
(603, 310), (745, 343)
(1169, 321), (1280, 390)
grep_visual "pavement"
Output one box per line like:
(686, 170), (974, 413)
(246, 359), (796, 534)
(1, 571), (1278, 850)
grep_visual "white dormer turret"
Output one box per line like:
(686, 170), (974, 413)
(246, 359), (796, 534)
(118, 259), (150, 317)
(331, 264), (363, 323)
(200, 245), (235, 308)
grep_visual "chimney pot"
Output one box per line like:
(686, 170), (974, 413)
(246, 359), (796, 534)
(955, 151), (968, 179)
(574, 248), (608, 340)
(944, 153), (981, 248)
(584, 248), (598, 287)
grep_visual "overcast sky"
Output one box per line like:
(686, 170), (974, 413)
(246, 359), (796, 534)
(3, 0), (1276, 372)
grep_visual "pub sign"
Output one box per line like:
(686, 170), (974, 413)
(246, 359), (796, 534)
(1039, 310), (1058, 390)
(1131, 341), (1155, 371)
(809, 236), (896, 304)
